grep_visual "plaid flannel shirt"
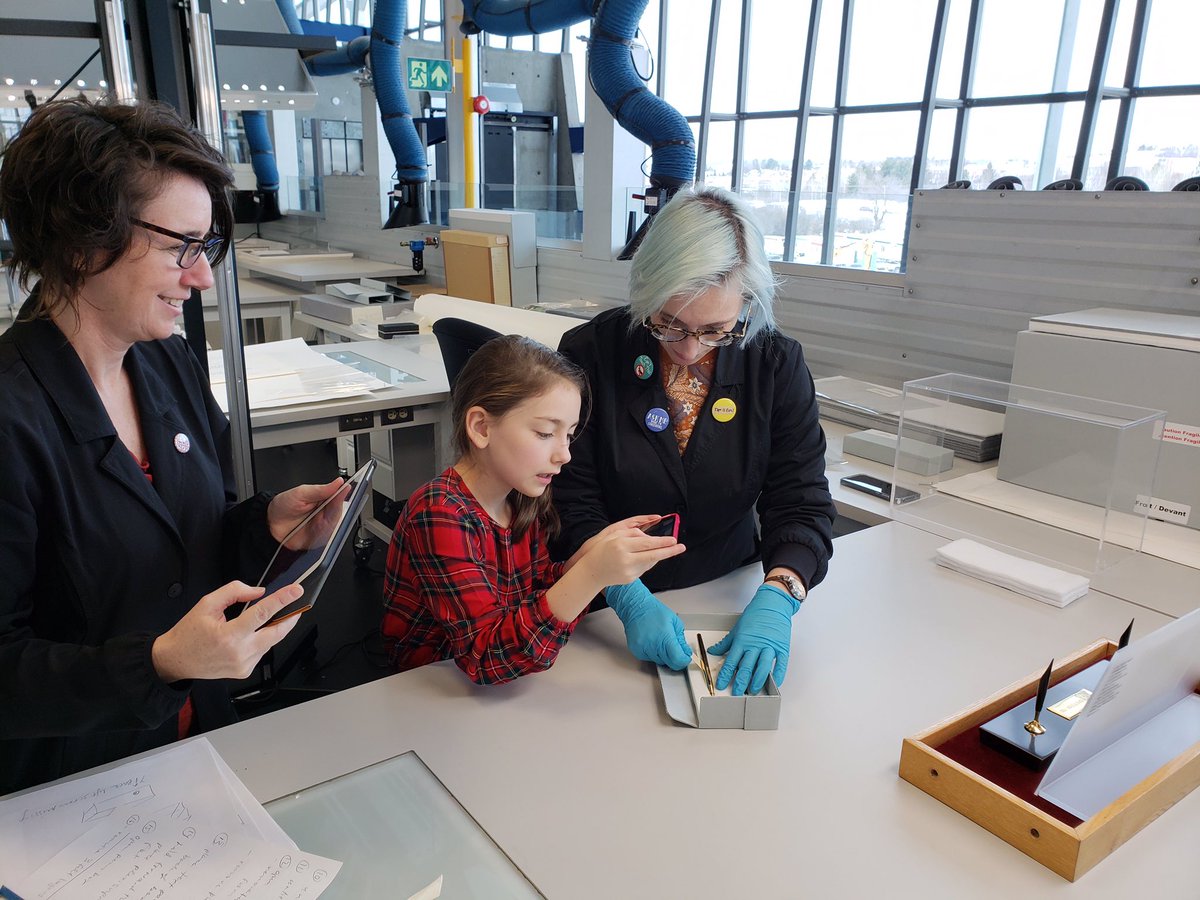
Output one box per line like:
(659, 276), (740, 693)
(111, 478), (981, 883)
(382, 468), (576, 684)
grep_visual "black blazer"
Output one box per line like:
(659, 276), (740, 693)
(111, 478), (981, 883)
(553, 307), (835, 592)
(0, 309), (275, 795)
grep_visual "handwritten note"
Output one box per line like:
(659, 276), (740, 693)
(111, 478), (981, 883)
(10, 813), (340, 900)
(0, 740), (293, 884)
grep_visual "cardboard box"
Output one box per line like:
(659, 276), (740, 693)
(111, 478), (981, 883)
(1005, 329), (1199, 530)
(899, 640), (1200, 881)
(440, 229), (512, 306)
(657, 613), (781, 730)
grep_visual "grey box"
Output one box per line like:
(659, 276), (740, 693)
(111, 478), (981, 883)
(843, 428), (955, 476)
(299, 293), (409, 326)
(1003, 330), (1197, 530)
(658, 614), (781, 730)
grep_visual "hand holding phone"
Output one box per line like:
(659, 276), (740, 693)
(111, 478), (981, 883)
(839, 473), (921, 505)
(640, 513), (681, 539)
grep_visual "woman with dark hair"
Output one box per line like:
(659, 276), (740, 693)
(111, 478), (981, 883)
(0, 98), (342, 795)
(382, 335), (684, 684)
(554, 185), (836, 696)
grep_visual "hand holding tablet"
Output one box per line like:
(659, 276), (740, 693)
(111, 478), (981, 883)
(252, 459), (377, 627)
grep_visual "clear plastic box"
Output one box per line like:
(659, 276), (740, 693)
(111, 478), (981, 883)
(888, 374), (1167, 584)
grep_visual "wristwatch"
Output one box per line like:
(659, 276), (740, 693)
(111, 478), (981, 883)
(763, 573), (807, 603)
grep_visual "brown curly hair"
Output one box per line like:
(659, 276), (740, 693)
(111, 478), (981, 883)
(0, 97), (234, 318)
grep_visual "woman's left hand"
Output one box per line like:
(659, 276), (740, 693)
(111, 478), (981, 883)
(267, 478), (345, 544)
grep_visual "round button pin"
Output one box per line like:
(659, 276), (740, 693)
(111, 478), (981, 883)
(634, 354), (654, 380)
(173, 433), (191, 454)
(711, 398), (737, 423)
(644, 407), (670, 433)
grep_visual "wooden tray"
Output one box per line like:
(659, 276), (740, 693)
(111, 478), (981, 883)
(899, 639), (1200, 881)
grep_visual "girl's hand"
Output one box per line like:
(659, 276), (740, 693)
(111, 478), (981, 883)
(267, 478), (344, 545)
(564, 515), (663, 572)
(577, 521), (686, 587)
(151, 581), (304, 682)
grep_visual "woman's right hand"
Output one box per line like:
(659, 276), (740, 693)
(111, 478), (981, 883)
(577, 517), (686, 587)
(151, 581), (304, 683)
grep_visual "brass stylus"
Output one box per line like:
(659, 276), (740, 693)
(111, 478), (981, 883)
(696, 635), (715, 696)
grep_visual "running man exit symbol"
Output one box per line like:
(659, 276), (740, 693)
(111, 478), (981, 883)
(407, 58), (453, 92)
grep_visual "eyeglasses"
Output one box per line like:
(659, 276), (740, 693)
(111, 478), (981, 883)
(642, 303), (751, 348)
(132, 219), (225, 269)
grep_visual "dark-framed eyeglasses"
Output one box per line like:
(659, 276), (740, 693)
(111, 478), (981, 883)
(132, 219), (225, 269)
(642, 303), (751, 348)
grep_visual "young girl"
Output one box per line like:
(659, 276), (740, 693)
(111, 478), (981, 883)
(382, 335), (686, 684)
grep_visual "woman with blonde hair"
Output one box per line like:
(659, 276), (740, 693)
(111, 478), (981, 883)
(554, 185), (835, 696)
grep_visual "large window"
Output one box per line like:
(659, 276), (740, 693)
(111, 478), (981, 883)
(294, 0), (1200, 273)
(657, 0), (1200, 273)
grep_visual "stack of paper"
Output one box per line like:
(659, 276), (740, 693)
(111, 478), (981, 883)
(209, 338), (388, 413)
(815, 376), (1004, 462)
(0, 739), (341, 899)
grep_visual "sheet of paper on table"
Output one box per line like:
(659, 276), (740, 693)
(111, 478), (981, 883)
(1037, 607), (1200, 819)
(9, 809), (341, 900)
(208, 338), (388, 413)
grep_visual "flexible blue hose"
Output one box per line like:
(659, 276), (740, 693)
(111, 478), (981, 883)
(590, 0), (694, 186)
(461, 0), (595, 35)
(307, 35), (372, 76)
(373, 0), (430, 183)
(241, 111), (280, 192)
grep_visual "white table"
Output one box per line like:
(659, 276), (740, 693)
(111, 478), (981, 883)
(200, 276), (305, 343)
(240, 253), (419, 288)
(198, 522), (1196, 899)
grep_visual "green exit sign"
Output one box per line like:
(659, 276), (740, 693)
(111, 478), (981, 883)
(407, 57), (452, 92)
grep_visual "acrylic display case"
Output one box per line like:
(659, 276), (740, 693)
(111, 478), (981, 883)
(887, 374), (1168, 584)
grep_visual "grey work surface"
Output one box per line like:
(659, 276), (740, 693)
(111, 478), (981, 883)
(204, 523), (1199, 899)
(240, 253), (418, 287)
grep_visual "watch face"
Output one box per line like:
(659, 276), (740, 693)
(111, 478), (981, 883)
(770, 575), (805, 601)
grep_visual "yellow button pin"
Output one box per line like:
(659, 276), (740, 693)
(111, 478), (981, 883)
(711, 398), (737, 423)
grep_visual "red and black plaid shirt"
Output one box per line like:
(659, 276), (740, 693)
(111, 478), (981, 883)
(382, 468), (577, 684)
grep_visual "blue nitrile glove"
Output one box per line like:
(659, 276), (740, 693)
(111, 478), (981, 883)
(709, 584), (799, 696)
(605, 580), (693, 670)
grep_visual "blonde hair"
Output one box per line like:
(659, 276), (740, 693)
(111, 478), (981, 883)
(628, 185), (777, 342)
(452, 336), (588, 538)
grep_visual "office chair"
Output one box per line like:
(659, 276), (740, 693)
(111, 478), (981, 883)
(432, 317), (504, 388)
(940, 180), (972, 189)
(986, 176), (1024, 190)
(1042, 178), (1083, 191)
(1171, 176), (1200, 192)
(1104, 175), (1148, 191)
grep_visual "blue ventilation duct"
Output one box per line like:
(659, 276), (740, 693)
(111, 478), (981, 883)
(306, 35), (372, 76)
(460, 0), (694, 255)
(272, 0), (428, 226)
(589, 0), (694, 190)
(373, 0), (431, 227)
(460, 0), (595, 35)
(241, 111), (280, 192)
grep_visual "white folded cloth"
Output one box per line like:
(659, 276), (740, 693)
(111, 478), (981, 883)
(934, 538), (1090, 608)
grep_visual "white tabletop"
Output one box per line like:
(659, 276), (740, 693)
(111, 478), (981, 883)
(241, 254), (418, 286)
(203, 522), (1196, 898)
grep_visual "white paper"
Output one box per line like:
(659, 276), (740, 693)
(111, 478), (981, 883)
(0, 739), (293, 884)
(1037, 608), (1200, 818)
(10, 813), (339, 900)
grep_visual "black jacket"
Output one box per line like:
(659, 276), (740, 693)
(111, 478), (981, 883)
(553, 307), (835, 592)
(0, 308), (275, 795)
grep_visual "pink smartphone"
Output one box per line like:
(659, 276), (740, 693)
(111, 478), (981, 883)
(640, 513), (680, 540)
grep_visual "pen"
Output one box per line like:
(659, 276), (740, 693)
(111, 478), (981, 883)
(696, 634), (715, 696)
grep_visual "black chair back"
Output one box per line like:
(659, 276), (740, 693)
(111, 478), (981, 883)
(1042, 178), (1083, 191)
(1104, 175), (1149, 191)
(432, 317), (503, 388)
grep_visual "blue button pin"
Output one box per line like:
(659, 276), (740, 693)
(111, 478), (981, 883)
(645, 407), (670, 432)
